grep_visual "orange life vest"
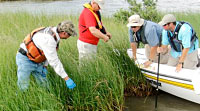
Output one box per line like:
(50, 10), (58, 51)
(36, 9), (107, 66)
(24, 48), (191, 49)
(24, 27), (58, 63)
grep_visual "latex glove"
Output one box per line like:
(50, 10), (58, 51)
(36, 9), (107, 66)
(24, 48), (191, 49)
(65, 78), (76, 89)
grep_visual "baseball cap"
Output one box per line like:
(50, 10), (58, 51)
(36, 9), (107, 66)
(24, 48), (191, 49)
(159, 14), (176, 26)
(57, 20), (77, 37)
(127, 15), (144, 27)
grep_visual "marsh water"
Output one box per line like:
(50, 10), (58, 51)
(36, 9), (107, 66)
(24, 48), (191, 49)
(1, 0), (200, 110)
(125, 91), (200, 111)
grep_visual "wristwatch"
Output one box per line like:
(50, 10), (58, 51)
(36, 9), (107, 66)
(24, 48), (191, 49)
(148, 59), (154, 62)
(178, 61), (184, 65)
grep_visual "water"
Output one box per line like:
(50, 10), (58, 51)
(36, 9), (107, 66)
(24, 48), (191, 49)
(125, 91), (200, 111)
(0, 0), (129, 16)
(1, 0), (200, 110)
(0, 0), (200, 16)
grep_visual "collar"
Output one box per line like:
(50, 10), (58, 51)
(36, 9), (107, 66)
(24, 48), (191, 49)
(52, 27), (60, 42)
(83, 3), (94, 11)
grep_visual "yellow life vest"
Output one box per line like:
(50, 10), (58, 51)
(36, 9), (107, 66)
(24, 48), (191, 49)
(83, 3), (103, 29)
(24, 27), (57, 63)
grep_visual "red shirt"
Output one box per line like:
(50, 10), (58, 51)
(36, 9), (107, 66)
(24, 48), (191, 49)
(78, 8), (100, 45)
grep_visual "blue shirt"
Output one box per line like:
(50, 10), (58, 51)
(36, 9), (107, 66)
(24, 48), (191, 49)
(129, 20), (163, 47)
(162, 21), (199, 58)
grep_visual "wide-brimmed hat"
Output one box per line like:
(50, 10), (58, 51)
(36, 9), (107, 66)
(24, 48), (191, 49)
(127, 15), (144, 27)
(159, 14), (176, 26)
(57, 20), (77, 37)
(93, 0), (105, 9)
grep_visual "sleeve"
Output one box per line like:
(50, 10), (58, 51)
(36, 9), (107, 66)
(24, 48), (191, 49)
(128, 27), (135, 43)
(84, 10), (97, 28)
(162, 30), (169, 46)
(146, 26), (159, 46)
(179, 24), (192, 48)
(37, 34), (68, 79)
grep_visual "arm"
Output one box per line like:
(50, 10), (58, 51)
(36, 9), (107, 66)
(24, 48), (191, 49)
(175, 48), (189, 72)
(35, 33), (69, 80)
(103, 26), (112, 39)
(89, 27), (110, 42)
(176, 24), (193, 72)
(143, 46), (158, 68)
(130, 42), (137, 60)
(149, 46), (158, 61)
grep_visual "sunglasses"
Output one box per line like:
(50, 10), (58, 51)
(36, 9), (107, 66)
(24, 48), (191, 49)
(63, 31), (71, 36)
(131, 26), (137, 28)
(163, 23), (170, 26)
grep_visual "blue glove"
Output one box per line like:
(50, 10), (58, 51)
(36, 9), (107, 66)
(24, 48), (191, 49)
(65, 78), (76, 89)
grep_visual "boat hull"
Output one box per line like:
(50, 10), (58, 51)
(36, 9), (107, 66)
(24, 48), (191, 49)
(127, 48), (200, 104)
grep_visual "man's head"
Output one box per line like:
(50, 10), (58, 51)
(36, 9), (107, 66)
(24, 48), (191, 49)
(57, 20), (77, 39)
(159, 14), (176, 31)
(91, 0), (105, 11)
(127, 14), (144, 32)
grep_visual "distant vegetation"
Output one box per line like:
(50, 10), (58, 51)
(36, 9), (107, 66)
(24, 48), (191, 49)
(114, 0), (161, 23)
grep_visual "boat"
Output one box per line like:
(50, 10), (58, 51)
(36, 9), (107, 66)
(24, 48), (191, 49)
(127, 48), (200, 104)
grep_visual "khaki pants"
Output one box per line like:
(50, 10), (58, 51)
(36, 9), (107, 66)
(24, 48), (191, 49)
(77, 40), (97, 61)
(167, 50), (198, 69)
(145, 44), (169, 64)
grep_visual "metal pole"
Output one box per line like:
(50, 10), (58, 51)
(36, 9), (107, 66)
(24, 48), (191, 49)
(155, 52), (160, 111)
(155, 35), (162, 111)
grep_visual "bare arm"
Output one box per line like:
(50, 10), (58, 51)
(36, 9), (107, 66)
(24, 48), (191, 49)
(130, 42), (137, 60)
(176, 48), (189, 72)
(149, 46), (158, 61)
(89, 27), (109, 42)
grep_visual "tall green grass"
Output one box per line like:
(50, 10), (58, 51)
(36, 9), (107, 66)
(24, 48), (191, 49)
(0, 12), (200, 110)
(0, 12), (142, 111)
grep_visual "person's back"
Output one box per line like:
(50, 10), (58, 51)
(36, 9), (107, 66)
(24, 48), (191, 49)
(143, 20), (163, 46)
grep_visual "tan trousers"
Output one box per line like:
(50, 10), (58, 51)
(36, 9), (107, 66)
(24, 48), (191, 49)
(145, 44), (169, 64)
(167, 50), (198, 69)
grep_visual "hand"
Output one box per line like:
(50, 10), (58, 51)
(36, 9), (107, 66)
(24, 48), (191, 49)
(65, 78), (76, 89)
(175, 64), (182, 72)
(143, 60), (152, 68)
(157, 47), (163, 53)
(106, 32), (112, 39)
(103, 36), (109, 42)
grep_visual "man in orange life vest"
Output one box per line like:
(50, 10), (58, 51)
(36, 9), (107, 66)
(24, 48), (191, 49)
(78, 0), (111, 61)
(16, 21), (77, 91)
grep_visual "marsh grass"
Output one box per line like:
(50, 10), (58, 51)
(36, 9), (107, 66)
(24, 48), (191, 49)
(0, 12), (200, 110)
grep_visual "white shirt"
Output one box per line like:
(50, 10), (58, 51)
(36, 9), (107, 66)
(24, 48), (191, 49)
(20, 27), (68, 79)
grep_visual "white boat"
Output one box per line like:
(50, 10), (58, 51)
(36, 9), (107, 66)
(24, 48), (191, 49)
(127, 48), (200, 104)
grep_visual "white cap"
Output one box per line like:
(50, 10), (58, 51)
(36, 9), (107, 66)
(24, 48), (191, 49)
(159, 14), (176, 26)
(127, 15), (144, 27)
